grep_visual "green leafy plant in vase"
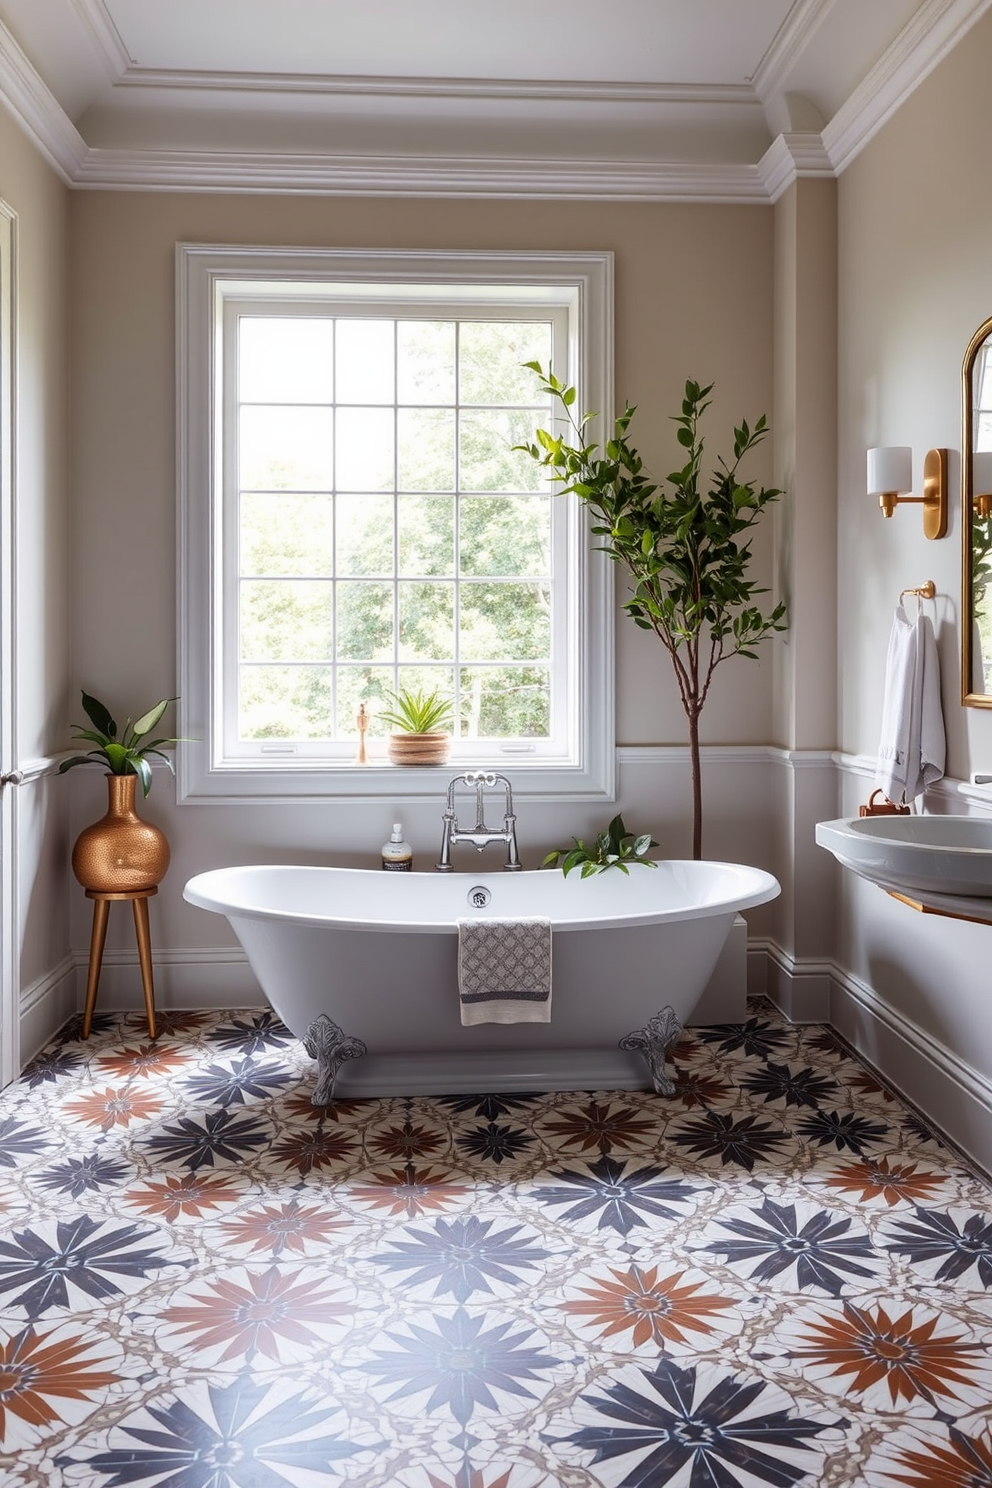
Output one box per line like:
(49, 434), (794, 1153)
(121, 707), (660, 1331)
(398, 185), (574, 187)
(59, 691), (182, 796)
(543, 814), (658, 877)
(379, 686), (454, 766)
(59, 691), (182, 894)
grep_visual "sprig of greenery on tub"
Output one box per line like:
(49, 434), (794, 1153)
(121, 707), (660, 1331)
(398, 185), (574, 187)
(58, 691), (183, 797)
(542, 814), (658, 877)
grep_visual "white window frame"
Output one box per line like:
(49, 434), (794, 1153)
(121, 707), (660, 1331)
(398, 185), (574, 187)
(177, 245), (615, 803)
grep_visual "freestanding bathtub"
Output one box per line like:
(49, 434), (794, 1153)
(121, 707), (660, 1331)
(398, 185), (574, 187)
(183, 861), (780, 1098)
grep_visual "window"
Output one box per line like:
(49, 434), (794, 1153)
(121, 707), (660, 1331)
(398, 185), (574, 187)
(177, 247), (614, 801)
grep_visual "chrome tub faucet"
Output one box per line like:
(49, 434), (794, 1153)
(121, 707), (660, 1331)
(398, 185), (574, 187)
(436, 771), (522, 871)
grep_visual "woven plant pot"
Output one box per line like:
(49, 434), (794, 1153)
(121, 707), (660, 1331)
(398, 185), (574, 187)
(387, 732), (451, 766)
(71, 774), (171, 893)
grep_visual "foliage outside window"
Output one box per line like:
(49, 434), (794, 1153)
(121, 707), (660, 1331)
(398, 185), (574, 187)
(232, 311), (558, 750)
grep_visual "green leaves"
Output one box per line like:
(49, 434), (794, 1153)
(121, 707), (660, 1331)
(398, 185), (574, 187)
(131, 699), (172, 738)
(58, 691), (184, 796)
(379, 686), (453, 734)
(542, 813), (658, 877)
(517, 365), (785, 859)
(516, 365), (786, 704)
(81, 691), (116, 739)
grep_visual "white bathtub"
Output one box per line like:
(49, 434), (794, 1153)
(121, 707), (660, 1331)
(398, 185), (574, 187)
(183, 861), (780, 1097)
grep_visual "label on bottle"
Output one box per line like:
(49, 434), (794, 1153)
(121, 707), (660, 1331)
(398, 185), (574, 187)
(382, 857), (412, 871)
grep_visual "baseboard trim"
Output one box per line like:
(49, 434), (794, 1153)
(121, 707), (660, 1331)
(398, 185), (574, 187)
(828, 961), (992, 1176)
(18, 955), (76, 1066)
(751, 938), (832, 1022)
(68, 929), (747, 1025)
(38, 937), (992, 1175)
(71, 944), (261, 1012)
(749, 940), (992, 1175)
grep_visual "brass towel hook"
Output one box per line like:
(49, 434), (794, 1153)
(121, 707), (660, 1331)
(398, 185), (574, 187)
(899, 579), (936, 609)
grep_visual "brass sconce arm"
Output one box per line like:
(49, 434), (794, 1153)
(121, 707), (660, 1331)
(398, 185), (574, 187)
(971, 452), (992, 519)
(869, 447), (948, 540)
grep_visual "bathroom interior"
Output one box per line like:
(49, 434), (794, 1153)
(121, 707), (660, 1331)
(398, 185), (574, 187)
(4, 2), (992, 1482)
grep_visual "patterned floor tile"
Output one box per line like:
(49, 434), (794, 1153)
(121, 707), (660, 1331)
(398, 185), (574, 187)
(1, 998), (991, 1486)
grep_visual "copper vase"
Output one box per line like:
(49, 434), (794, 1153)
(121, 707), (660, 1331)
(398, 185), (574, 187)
(71, 774), (171, 894)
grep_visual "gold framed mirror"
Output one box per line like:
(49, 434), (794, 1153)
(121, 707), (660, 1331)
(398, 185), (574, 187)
(963, 313), (992, 705)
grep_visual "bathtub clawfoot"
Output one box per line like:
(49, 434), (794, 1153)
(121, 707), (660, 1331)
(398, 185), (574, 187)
(304, 1014), (368, 1104)
(619, 1006), (683, 1095)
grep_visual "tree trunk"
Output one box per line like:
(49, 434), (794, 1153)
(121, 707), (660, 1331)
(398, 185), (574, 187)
(688, 709), (702, 860)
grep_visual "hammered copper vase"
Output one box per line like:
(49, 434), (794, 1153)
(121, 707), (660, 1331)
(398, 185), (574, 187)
(71, 773), (171, 893)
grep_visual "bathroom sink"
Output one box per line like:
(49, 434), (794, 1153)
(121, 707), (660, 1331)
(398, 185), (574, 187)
(815, 814), (992, 898)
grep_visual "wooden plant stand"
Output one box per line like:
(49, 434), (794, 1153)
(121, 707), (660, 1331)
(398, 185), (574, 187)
(81, 887), (158, 1039)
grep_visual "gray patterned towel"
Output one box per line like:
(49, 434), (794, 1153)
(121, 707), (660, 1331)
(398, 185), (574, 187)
(457, 918), (552, 1025)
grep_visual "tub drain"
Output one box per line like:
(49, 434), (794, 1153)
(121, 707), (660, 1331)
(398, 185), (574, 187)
(467, 885), (491, 909)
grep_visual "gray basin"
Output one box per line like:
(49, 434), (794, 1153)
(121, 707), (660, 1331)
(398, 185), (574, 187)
(815, 814), (992, 898)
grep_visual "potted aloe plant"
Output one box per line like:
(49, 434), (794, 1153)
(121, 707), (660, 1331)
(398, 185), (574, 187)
(59, 691), (182, 893)
(380, 685), (453, 766)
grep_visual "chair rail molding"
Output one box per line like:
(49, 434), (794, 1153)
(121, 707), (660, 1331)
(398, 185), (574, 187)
(834, 750), (992, 810)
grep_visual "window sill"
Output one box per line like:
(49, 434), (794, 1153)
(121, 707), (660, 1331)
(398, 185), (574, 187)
(176, 752), (616, 805)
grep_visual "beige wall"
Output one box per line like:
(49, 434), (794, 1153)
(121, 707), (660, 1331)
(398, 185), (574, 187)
(0, 108), (71, 1016)
(9, 23), (992, 1157)
(770, 177), (838, 982)
(69, 192), (777, 750)
(835, 6), (992, 1093)
(839, 10), (992, 771)
(64, 192), (783, 965)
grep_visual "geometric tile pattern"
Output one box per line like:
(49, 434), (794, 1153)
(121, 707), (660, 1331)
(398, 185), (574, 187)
(1, 999), (991, 1485)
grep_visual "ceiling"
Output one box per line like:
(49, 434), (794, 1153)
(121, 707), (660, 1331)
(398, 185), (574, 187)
(0, 0), (988, 199)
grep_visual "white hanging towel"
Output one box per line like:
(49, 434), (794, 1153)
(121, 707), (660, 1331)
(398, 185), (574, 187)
(875, 603), (945, 805)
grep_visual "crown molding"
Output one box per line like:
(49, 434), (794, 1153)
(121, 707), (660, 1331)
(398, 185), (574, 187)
(69, 0), (132, 80)
(74, 147), (770, 202)
(3, 0), (989, 201)
(113, 68), (757, 107)
(0, 17), (86, 183)
(824, 0), (992, 173)
(758, 131), (834, 202)
(751, 0), (836, 103)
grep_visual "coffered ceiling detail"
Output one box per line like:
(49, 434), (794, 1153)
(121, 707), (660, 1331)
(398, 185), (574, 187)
(0, 0), (988, 200)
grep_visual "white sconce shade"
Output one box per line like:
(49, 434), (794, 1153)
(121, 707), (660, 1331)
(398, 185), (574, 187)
(974, 451), (992, 496)
(867, 444), (948, 539)
(867, 446), (912, 497)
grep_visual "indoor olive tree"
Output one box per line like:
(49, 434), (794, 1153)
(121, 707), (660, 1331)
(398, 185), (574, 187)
(517, 368), (786, 858)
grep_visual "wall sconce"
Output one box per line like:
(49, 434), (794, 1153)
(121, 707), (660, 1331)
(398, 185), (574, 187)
(973, 451), (992, 521)
(867, 445), (948, 539)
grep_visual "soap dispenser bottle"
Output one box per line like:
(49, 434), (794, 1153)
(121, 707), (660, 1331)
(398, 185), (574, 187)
(382, 823), (413, 871)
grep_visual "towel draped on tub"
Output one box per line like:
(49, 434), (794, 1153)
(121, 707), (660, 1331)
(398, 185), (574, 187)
(457, 918), (552, 1025)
